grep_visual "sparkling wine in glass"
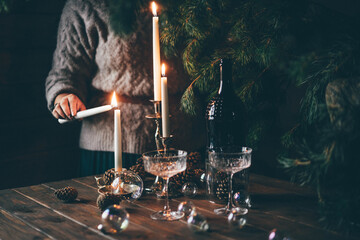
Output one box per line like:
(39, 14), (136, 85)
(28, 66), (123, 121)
(208, 147), (252, 215)
(142, 149), (187, 221)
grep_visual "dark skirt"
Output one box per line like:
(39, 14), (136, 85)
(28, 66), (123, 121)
(79, 149), (140, 177)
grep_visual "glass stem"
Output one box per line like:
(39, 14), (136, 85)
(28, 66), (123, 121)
(226, 173), (234, 211)
(163, 177), (171, 216)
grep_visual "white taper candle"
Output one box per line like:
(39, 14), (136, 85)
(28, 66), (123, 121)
(161, 64), (170, 137)
(152, 2), (161, 101)
(58, 105), (113, 124)
(114, 108), (122, 172)
(111, 92), (122, 172)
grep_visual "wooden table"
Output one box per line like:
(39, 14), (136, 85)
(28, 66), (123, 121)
(0, 174), (355, 240)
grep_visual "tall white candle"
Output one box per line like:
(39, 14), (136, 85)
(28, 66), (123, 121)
(161, 64), (170, 137)
(112, 92), (122, 172)
(58, 105), (113, 124)
(152, 2), (161, 101)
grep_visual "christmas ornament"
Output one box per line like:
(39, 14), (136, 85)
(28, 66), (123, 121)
(177, 201), (196, 219)
(97, 193), (122, 212)
(268, 228), (292, 240)
(233, 191), (251, 208)
(200, 172), (206, 183)
(187, 212), (209, 232)
(181, 182), (198, 198)
(227, 209), (247, 229)
(101, 205), (129, 234)
(111, 170), (143, 201)
(54, 186), (78, 202)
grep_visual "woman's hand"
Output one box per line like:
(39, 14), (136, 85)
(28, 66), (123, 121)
(52, 93), (86, 119)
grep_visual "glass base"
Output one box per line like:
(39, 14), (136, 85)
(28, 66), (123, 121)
(214, 207), (248, 216)
(150, 211), (184, 221)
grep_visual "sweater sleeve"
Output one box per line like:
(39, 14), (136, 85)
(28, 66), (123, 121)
(45, 0), (100, 111)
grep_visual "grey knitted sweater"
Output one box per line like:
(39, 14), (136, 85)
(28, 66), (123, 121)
(45, 0), (205, 154)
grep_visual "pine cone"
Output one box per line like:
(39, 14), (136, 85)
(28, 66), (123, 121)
(214, 172), (228, 201)
(135, 157), (144, 165)
(129, 163), (146, 180)
(96, 193), (122, 211)
(171, 168), (204, 189)
(54, 187), (78, 202)
(187, 152), (201, 170)
(103, 169), (116, 185)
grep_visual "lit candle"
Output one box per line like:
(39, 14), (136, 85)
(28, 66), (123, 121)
(112, 92), (122, 172)
(161, 63), (170, 137)
(58, 102), (114, 124)
(152, 1), (161, 101)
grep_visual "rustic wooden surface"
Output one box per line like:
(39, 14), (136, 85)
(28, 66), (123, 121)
(0, 174), (356, 240)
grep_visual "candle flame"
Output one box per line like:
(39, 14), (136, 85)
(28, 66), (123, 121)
(111, 91), (118, 107)
(161, 63), (166, 76)
(151, 1), (157, 16)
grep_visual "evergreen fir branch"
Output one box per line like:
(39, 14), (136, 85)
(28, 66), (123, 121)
(180, 85), (202, 116)
(0, 0), (9, 12)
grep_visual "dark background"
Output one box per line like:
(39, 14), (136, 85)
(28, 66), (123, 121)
(0, 0), (78, 189)
(0, 0), (359, 189)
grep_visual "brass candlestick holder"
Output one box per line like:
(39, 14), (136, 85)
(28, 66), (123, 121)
(145, 100), (163, 151)
(145, 100), (163, 194)
(145, 100), (174, 198)
(161, 135), (173, 152)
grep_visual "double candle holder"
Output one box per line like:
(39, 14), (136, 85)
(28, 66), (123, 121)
(145, 100), (173, 197)
(145, 100), (173, 151)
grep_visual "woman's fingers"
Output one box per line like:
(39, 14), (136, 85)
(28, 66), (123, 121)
(52, 93), (86, 120)
(52, 103), (67, 119)
(60, 97), (72, 119)
(69, 94), (86, 116)
(68, 94), (78, 116)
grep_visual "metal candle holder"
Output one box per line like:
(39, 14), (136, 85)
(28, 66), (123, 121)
(145, 100), (163, 151)
(145, 100), (173, 198)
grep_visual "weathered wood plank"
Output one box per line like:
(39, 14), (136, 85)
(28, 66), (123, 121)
(0, 189), (116, 240)
(45, 178), (219, 240)
(14, 184), (161, 240)
(1, 173), (353, 240)
(251, 174), (315, 196)
(0, 208), (51, 240)
(171, 180), (351, 240)
(76, 176), (266, 240)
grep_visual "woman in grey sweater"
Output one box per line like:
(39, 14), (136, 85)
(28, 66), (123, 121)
(45, 0), (205, 176)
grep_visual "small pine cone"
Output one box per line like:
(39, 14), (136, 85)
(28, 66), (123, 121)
(187, 152), (201, 170)
(103, 169), (116, 185)
(214, 172), (229, 201)
(185, 167), (204, 182)
(135, 157), (143, 165)
(171, 171), (187, 188)
(215, 178), (229, 201)
(96, 193), (122, 211)
(54, 187), (78, 202)
(129, 163), (146, 180)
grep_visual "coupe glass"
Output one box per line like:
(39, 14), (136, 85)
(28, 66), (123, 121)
(208, 147), (252, 215)
(142, 149), (187, 221)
